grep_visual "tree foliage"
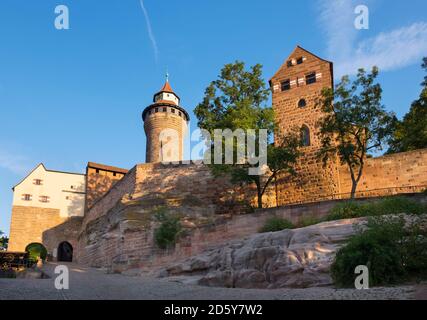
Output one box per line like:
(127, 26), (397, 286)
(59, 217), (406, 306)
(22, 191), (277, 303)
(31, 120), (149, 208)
(195, 61), (301, 208)
(317, 67), (395, 198)
(387, 57), (427, 153)
(154, 207), (182, 250)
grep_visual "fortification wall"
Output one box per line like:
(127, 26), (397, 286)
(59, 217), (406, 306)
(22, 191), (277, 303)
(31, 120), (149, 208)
(8, 206), (65, 252)
(76, 162), (275, 266)
(338, 149), (427, 197)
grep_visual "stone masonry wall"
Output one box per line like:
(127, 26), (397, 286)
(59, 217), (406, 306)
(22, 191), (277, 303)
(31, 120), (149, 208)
(76, 162), (275, 266)
(85, 165), (127, 211)
(8, 206), (65, 252)
(42, 217), (83, 260)
(80, 193), (426, 272)
(338, 149), (427, 197)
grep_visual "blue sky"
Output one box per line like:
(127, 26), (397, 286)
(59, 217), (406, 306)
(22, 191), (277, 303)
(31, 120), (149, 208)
(1, 0), (426, 235)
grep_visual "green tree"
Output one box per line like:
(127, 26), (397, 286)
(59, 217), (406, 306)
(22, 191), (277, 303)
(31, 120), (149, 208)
(387, 57), (427, 153)
(0, 236), (8, 250)
(317, 67), (395, 199)
(154, 207), (182, 249)
(195, 61), (301, 208)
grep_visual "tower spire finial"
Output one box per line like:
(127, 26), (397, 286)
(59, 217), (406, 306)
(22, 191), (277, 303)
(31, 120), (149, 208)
(165, 67), (169, 83)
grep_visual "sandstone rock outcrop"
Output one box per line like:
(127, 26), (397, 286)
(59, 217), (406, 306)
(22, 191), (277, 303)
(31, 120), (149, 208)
(160, 218), (366, 289)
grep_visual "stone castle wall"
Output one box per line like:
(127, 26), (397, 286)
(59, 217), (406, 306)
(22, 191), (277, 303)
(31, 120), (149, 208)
(85, 163), (128, 211)
(338, 149), (427, 198)
(76, 162), (276, 266)
(8, 206), (66, 252)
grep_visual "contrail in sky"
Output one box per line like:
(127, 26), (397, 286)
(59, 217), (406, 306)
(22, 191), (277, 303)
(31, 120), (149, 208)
(139, 0), (159, 63)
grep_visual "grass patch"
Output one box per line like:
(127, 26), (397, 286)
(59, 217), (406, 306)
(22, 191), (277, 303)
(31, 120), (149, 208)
(260, 217), (294, 233)
(296, 216), (322, 228)
(326, 197), (426, 221)
(331, 215), (427, 287)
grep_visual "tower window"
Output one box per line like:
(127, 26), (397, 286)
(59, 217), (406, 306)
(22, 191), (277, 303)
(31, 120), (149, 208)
(281, 79), (291, 91)
(171, 108), (175, 113)
(96, 169), (100, 174)
(113, 172), (117, 177)
(306, 72), (317, 85)
(297, 57), (304, 65)
(298, 99), (307, 108)
(287, 60), (293, 67)
(300, 125), (311, 147)
(178, 111), (182, 117)
(34, 179), (43, 185)
(22, 194), (32, 201)
(155, 108), (159, 113)
(163, 107), (167, 112)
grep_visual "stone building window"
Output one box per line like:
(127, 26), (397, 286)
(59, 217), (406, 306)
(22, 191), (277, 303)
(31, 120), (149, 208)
(39, 196), (50, 203)
(287, 60), (293, 67)
(22, 194), (32, 201)
(306, 72), (317, 85)
(281, 79), (291, 91)
(34, 179), (43, 185)
(298, 99), (307, 108)
(300, 125), (311, 146)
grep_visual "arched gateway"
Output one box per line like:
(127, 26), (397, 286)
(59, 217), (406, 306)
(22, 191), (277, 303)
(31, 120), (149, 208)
(57, 241), (73, 262)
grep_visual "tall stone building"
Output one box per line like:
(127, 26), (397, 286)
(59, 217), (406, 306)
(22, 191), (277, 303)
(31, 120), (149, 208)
(270, 46), (340, 204)
(142, 78), (190, 163)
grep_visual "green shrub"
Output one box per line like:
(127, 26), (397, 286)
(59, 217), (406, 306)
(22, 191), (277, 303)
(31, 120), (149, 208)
(153, 208), (182, 249)
(331, 215), (427, 287)
(327, 201), (364, 221)
(327, 197), (426, 221)
(296, 216), (322, 228)
(260, 217), (294, 233)
(25, 243), (47, 261)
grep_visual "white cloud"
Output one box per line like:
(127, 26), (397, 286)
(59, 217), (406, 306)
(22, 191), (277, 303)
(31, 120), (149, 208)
(0, 151), (31, 175)
(317, 0), (427, 78)
(139, 0), (159, 63)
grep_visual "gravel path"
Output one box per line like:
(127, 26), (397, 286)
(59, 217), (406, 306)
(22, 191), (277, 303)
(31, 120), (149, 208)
(0, 262), (421, 300)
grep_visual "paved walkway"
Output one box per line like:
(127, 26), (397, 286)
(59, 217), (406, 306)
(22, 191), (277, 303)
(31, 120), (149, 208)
(0, 263), (423, 300)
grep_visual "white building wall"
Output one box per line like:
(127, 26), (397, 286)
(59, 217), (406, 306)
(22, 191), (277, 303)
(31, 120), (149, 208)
(12, 164), (86, 218)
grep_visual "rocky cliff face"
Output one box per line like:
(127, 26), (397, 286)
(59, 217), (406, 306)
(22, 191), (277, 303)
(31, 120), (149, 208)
(160, 218), (366, 289)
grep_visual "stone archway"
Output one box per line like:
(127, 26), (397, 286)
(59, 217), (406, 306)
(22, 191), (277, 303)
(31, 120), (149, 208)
(57, 241), (73, 262)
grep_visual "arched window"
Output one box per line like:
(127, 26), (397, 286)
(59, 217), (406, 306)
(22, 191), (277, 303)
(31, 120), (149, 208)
(300, 125), (311, 147)
(298, 99), (307, 108)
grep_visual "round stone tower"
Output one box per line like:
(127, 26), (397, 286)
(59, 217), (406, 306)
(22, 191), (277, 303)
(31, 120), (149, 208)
(142, 77), (190, 163)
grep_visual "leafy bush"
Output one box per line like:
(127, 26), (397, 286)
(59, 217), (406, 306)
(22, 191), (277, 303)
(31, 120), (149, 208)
(260, 217), (294, 233)
(296, 216), (323, 228)
(25, 243), (47, 261)
(326, 201), (365, 221)
(327, 197), (426, 221)
(154, 208), (182, 249)
(331, 215), (427, 287)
